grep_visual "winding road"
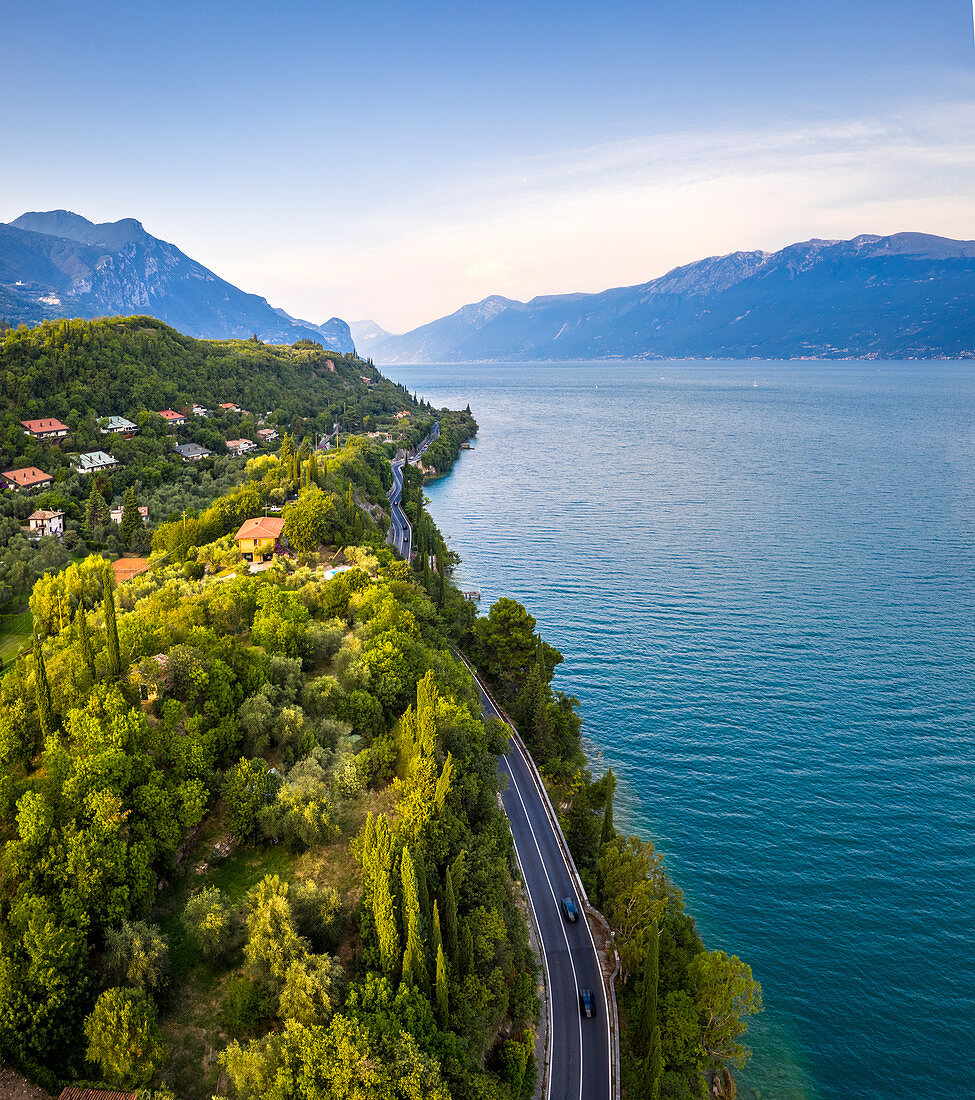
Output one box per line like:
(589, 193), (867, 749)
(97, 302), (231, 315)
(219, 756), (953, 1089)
(386, 420), (440, 560)
(471, 667), (613, 1100)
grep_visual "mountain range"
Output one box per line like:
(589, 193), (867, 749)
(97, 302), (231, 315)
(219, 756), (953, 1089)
(0, 210), (353, 352)
(366, 232), (975, 362)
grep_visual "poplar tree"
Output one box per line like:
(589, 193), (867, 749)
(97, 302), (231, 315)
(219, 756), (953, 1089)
(32, 636), (54, 739)
(435, 943), (449, 1027)
(103, 567), (121, 679)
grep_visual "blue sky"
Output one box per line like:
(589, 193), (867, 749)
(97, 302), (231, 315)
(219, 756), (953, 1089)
(2, 1), (974, 329)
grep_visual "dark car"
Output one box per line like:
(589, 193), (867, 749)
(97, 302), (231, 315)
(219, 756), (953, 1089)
(561, 896), (579, 922)
(579, 987), (595, 1018)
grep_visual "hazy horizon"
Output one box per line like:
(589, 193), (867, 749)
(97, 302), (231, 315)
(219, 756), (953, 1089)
(4, 1), (974, 330)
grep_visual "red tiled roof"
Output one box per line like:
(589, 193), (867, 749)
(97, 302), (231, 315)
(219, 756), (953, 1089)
(2, 466), (53, 488)
(58, 1089), (138, 1100)
(28, 510), (63, 520)
(158, 409), (184, 420)
(22, 417), (69, 433)
(235, 516), (286, 541)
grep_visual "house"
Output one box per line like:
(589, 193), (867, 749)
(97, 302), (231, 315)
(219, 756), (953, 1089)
(158, 410), (187, 426)
(395, 411), (410, 419)
(218, 402), (242, 413)
(185, 404), (210, 417)
(26, 510), (64, 538)
(22, 417), (69, 440)
(174, 443), (211, 461)
(71, 450), (119, 474)
(110, 504), (149, 525)
(2, 466), (54, 491)
(257, 428), (279, 442)
(226, 438), (257, 455)
(234, 516), (288, 562)
(99, 415), (137, 436)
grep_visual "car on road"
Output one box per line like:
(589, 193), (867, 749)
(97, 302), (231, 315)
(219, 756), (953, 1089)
(561, 896), (579, 922)
(579, 987), (595, 1018)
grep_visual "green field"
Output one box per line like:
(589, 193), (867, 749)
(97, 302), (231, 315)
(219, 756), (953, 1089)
(0, 607), (33, 669)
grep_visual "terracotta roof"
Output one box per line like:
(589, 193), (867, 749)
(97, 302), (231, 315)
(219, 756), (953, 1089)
(58, 1089), (138, 1100)
(158, 409), (185, 420)
(219, 402), (240, 410)
(235, 516), (286, 541)
(2, 466), (53, 488)
(22, 417), (69, 433)
(28, 510), (63, 520)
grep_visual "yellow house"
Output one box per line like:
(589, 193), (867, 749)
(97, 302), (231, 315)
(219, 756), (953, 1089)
(234, 516), (287, 562)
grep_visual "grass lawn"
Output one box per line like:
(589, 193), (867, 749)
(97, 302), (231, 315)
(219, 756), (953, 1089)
(0, 607), (33, 669)
(151, 785), (392, 1100)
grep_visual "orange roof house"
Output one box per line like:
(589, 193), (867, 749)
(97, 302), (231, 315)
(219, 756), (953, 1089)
(22, 417), (69, 439)
(158, 409), (186, 425)
(234, 516), (288, 562)
(2, 466), (54, 490)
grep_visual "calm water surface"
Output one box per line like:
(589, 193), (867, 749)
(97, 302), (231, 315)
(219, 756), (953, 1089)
(384, 360), (975, 1100)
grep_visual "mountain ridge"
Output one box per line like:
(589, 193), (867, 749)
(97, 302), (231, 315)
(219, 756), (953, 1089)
(371, 231), (975, 362)
(0, 210), (353, 352)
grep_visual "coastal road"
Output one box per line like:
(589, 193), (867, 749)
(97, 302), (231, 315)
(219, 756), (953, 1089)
(471, 669), (613, 1100)
(386, 420), (439, 560)
(387, 458), (412, 558)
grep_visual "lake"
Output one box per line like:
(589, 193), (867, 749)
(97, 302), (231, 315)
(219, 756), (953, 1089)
(383, 360), (975, 1100)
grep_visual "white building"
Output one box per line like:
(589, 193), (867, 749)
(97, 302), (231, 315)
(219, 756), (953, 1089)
(110, 505), (149, 525)
(26, 510), (64, 538)
(72, 450), (119, 474)
(99, 415), (137, 435)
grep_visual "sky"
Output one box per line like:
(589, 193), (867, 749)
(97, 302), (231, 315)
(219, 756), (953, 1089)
(2, 0), (974, 331)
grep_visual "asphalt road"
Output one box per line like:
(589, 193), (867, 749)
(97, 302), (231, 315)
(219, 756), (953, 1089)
(475, 679), (612, 1100)
(386, 420), (439, 560)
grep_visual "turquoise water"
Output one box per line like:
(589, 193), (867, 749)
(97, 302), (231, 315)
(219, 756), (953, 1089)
(382, 360), (975, 1100)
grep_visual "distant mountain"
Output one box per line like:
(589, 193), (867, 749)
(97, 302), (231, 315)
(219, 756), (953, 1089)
(0, 210), (353, 352)
(349, 319), (392, 355)
(371, 233), (975, 362)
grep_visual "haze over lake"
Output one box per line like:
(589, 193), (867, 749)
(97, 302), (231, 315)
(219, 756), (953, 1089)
(384, 359), (975, 1100)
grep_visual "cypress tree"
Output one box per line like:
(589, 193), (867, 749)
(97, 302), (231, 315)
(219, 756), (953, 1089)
(399, 848), (427, 990)
(77, 608), (96, 681)
(119, 485), (142, 547)
(431, 900), (443, 963)
(649, 1025), (662, 1100)
(414, 848), (431, 930)
(442, 873), (459, 968)
(435, 943), (449, 1027)
(638, 918), (660, 1048)
(103, 567), (121, 679)
(32, 635), (54, 739)
(460, 921), (474, 976)
(372, 863), (400, 978)
(601, 769), (617, 847)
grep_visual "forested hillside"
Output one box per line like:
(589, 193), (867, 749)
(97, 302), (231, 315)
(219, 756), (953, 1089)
(0, 316), (432, 614)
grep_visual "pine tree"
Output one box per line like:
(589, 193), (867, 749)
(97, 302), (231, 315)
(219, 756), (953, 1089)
(431, 900), (443, 962)
(103, 567), (121, 679)
(85, 487), (108, 534)
(32, 635), (54, 738)
(435, 943), (449, 1027)
(119, 485), (142, 547)
(372, 862), (400, 978)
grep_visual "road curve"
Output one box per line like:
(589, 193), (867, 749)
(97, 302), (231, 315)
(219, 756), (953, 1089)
(472, 672), (612, 1100)
(386, 420), (439, 560)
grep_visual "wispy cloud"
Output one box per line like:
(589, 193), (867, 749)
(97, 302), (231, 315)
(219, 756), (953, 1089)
(225, 102), (975, 330)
